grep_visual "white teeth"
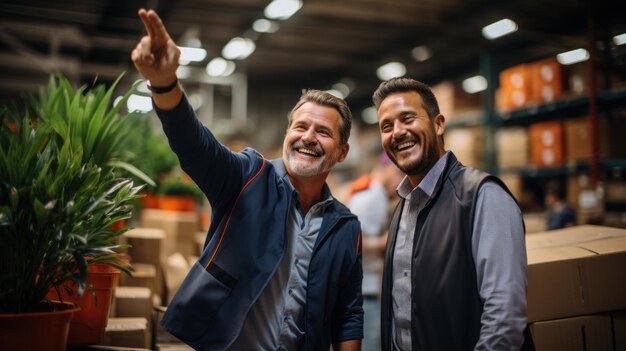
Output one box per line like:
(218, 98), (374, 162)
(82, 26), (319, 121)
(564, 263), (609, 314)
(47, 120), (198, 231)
(298, 148), (319, 156)
(397, 141), (415, 151)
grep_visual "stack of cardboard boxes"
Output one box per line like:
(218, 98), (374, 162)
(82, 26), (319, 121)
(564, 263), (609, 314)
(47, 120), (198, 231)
(497, 58), (565, 113)
(498, 58), (564, 112)
(526, 225), (626, 350)
(99, 209), (203, 350)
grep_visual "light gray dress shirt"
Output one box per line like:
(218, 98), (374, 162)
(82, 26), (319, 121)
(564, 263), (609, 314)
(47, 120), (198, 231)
(392, 152), (448, 350)
(392, 151), (527, 350)
(229, 182), (333, 350)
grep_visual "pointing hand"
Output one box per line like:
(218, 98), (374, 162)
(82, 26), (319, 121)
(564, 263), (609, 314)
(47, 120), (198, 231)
(131, 8), (180, 86)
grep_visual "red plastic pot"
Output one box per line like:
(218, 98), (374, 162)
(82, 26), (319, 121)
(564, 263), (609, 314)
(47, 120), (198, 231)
(0, 301), (79, 351)
(48, 264), (120, 346)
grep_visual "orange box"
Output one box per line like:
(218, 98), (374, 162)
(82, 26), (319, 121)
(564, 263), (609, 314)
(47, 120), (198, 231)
(499, 64), (531, 111)
(529, 121), (564, 167)
(529, 58), (564, 104)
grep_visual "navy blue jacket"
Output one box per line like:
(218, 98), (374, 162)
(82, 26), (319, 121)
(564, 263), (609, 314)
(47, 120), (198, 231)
(156, 97), (363, 350)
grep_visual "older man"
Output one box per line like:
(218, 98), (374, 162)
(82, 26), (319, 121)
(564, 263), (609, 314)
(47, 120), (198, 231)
(132, 9), (363, 351)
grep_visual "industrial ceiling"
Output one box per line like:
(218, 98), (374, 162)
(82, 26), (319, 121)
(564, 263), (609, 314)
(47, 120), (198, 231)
(1, 0), (624, 117)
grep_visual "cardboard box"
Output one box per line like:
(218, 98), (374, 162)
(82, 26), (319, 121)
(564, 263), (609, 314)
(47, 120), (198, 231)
(119, 263), (160, 298)
(526, 225), (626, 322)
(124, 228), (166, 268)
(530, 314), (613, 351)
(499, 64), (532, 111)
(606, 180), (626, 203)
(564, 117), (618, 163)
(115, 286), (153, 323)
(102, 318), (151, 349)
(123, 228), (166, 299)
(431, 80), (481, 121)
(164, 253), (191, 304)
(529, 121), (564, 167)
(529, 58), (564, 104)
(497, 127), (528, 169)
(444, 126), (483, 168)
(140, 209), (199, 258)
(614, 310), (626, 351)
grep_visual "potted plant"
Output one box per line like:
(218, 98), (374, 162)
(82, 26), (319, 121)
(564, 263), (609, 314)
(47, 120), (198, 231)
(0, 117), (141, 350)
(158, 174), (204, 212)
(0, 74), (144, 349)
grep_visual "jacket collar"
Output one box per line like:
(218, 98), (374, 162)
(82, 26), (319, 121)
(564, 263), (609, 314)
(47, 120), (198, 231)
(269, 158), (353, 218)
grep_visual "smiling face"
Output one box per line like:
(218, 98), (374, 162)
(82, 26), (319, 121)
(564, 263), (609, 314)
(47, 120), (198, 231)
(377, 91), (445, 186)
(283, 102), (349, 179)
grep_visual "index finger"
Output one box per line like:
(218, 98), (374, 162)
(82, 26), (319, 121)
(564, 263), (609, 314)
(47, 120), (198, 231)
(138, 8), (155, 38)
(143, 9), (171, 41)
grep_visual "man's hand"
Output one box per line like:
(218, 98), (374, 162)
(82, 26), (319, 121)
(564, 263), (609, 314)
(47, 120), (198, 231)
(131, 8), (180, 86)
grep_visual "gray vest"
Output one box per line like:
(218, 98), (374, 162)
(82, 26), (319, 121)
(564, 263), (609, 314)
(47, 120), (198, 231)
(380, 153), (515, 351)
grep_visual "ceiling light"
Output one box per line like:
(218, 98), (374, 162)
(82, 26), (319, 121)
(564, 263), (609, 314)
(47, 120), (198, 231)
(462, 75), (488, 94)
(253, 19), (280, 33)
(186, 37), (202, 48)
(376, 62), (406, 81)
(326, 89), (345, 99)
(482, 19), (518, 40)
(339, 78), (356, 92)
(222, 37), (256, 60)
(361, 106), (379, 125)
(178, 46), (207, 62)
(176, 66), (192, 79)
(264, 0), (303, 20)
(411, 46), (432, 62)
(614, 33), (626, 46)
(332, 82), (351, 98)
(556, 48), (589, 65)
(206, 57), (236, 77)
(127, 94), (153, 113)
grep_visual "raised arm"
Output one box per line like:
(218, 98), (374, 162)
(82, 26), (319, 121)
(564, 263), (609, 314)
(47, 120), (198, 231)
(131, 8), (182, 111)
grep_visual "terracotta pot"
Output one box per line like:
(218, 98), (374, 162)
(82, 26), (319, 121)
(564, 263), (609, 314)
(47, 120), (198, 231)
(48, 264), (120, 346)
(0, 302), (79, 351)
(109, 219), (126, 231)
(140, 192), (160, 209)
(159, 195), (197, 212)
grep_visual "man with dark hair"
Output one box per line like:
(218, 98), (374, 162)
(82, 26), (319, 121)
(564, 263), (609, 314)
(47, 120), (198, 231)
(545, 181), (577, 230)
(131, 9), (363, 351)
(373, 77), (527, 350)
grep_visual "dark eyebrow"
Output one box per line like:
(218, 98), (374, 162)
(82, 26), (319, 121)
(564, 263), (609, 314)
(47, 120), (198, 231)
(399, 110), (417, 118)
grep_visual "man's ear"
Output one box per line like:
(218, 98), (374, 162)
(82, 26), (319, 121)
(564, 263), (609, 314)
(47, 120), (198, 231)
(337, 143), (350, 163)
(434, 114), (445, 136)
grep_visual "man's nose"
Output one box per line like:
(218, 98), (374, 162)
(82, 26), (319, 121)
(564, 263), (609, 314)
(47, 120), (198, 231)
(301, 127), (316, 142)
(392, 120), (407, 140)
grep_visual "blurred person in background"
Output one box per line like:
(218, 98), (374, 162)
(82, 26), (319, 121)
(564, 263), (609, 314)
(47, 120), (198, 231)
(372, 77), (528, 351)
(131, 9), (363, 351)
(346, 153), (404, 351)
(545, 180), (577, 230)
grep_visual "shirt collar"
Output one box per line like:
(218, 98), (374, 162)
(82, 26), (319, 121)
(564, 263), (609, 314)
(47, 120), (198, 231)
(397, 151), (450, 199)
(285, 174), (334, 211)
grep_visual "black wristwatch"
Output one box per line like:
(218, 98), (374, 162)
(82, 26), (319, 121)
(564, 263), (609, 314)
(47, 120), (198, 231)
(147, 79), (178, 94)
